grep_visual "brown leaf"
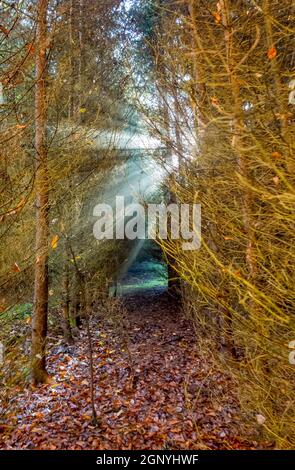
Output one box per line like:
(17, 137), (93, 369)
(76, 440), (86, 447)
(267, 46), (277, 60)
(211, 96), (220, 107)
(12, 262), (21, 273)
(50, 234), (59, 249)
(272, 151), (282, 159)
(213, 12), (221, 23)
(30, 427), (43, 433)
(26, 43), (35, 54)
(0, 25), (9, 36)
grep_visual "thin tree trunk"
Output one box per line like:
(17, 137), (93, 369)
(263, 0), (293, 173)
(215, 0), (257, 353)
(70, 247), (98, 425)
(221, 0), (257, 283)
(62, 243), (73, 344)
(161, 92), (181, 297)
(31, 0), (50, 385)
(77, 0), (85, 121)
(68, 0), (75, 119)
(73, 271), (83, 328)
(188, 0), (208, 140)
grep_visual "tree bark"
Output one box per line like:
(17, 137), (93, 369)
(188, 0), (208, 140)
(68, 0), (75, 119)
(221, 0), (257, 283)
(31, 0), (50, 385)
(62, 243), (73, 344)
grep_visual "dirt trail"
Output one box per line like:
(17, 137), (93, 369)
(0, 290), (256, 450)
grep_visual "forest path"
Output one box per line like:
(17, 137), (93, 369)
(0, 289), (256, 450)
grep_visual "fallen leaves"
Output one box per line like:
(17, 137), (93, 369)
(0, 292), (261, 450)
(30, 427), (43, 434)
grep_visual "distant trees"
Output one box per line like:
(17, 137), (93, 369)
(31, 0), (50, 384)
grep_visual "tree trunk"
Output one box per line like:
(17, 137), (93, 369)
(68, 0), (75, 119)
(31, 0), (50, 385)
(62, 243), (73, 344)
(263, 0), (293, 173)
(221, 0), (257, 284)
(73, 272), (83, 328)
(188, 0), (208, 140)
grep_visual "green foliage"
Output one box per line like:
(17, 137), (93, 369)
(1, 303), (32, 323)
